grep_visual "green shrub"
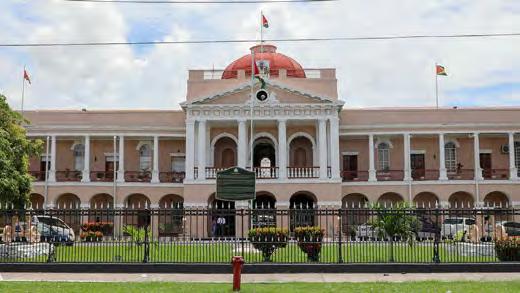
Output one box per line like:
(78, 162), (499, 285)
(294, 226), (324, 262)
(123, 225), (150, 245)
(248, 227), (288, 262)
(495, 238), (520, 261)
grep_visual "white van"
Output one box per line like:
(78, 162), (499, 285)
(441, 217), (476, 240)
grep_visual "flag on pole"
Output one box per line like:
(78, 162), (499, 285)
(261, 14), (269, 28)
(24, 69), (31, 84)
(436, 65), (447, 76)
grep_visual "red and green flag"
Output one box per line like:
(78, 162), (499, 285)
(436, 65), (447, 76)
(24, 69), (31, 84)
(262, 14), (269, 28)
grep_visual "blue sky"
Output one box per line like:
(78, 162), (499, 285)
(0, 0), (517, 110)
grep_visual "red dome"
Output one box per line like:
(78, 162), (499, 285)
(222, 44), (305, 79)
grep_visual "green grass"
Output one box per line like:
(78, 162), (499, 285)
(3, 242), (495, 263)
(1, 281), (520, 293)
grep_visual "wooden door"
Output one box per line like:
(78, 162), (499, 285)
(221, 148), (236, 168)
(105, 161), (118, 179)
(39, 161), (49, 181)
(480, 153), (492, 178)
(342, 155), (358, 179)
(411, 154), (425, 179)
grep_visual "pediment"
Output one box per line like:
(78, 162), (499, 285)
(181, 80), (339, 107)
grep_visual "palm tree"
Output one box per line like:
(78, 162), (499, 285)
(370, 202), (419, 262)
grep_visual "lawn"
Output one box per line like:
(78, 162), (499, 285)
(2, 241), (497, 263)
(1, 281), (519, 293)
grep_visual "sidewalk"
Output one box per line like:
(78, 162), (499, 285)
(1, 272), (519, 283)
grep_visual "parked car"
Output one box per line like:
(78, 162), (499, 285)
(33, 216), (75, 245)
(488, 221), (520, 240)
(441, 217), (476, 240)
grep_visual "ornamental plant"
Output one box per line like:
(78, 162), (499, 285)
(95, 231), (103, 239)
(248, 227), (288, 262)
(294, 226), (324, 262)
(495, 238), (520, 261)
(369, 202), (418, 262)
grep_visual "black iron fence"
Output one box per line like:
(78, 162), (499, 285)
(0, 207), (518, 264)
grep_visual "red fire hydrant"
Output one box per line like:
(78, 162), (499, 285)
(232, 256), (245, 292)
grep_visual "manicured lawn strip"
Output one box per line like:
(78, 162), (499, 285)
(1, 281), (520, 293)
(4, 242), (496, 263)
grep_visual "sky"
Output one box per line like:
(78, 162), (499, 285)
(0, 0), (517, 110)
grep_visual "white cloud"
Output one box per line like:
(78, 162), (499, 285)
(0, 0), (517, 110)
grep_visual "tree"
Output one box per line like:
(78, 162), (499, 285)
(0, 94), (42, 208)
(370, 202), (419, 262)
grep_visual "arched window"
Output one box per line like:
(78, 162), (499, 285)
(139, 144), (152, 171)
(73, 144), (85, 171)
(377, 142), (390, 171)
(445, 142), (457, 172)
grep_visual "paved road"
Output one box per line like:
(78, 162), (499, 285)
(0, 272), (519, 283)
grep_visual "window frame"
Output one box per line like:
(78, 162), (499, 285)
(445, 142), (457, 173)
(377, 142), (390, 172)
(139, 144), (152, 171)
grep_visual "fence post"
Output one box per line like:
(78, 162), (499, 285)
(46, 211), (55, 263)
(142, 209), (150, 263)
(432, 207), (440, 263)
(338, 208), (343, 263)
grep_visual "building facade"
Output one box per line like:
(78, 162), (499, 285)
(24, 44), (520, 235)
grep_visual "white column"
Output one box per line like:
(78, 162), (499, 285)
(117, 136), (125, 183)
(237, 119), (247, 168)
(278, 119), (287, 179)
(48, 135), (56, 182)
(509, 132), (518, 180)
(81, 135), (90, 182)
(151, 135), (160, 183)
(438, 133), (448, 180)
(329, 117), (340, 179)
(403, 133), (411, 181)
(197, 120), (207, 180)
(473, 132), (483, 180)
(185, 120), (196, 181)
(318, 119), (328, 179)
(368, 134), (376, 181)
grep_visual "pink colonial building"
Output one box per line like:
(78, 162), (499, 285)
(24, 44), (520, 232)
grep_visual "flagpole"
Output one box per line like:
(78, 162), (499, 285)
(250, 49), (255, 172)
(44, 135), (50, 207)
(260, 11), (263, 53)
(21, 65), (26, 116)
(435, 62), (439, 109)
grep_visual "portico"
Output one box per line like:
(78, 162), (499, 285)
(183, 100), (343, 182)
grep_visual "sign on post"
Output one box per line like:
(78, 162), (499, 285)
(216, 167), (256, 201)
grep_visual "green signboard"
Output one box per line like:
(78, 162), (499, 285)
(216, 167), (256, 201)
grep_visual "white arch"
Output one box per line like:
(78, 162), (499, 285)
(124, 193), (151, 208)
(70, 141), (84, 151)
(252, 132), (278, 167)
(54, 193), (81, 209)
(287, 132), (317, 166)
(375, 139), (393, 149)
(444, 138), (461, 148)
(210, 132), (238, 148)
(210, 132), (238, 166)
